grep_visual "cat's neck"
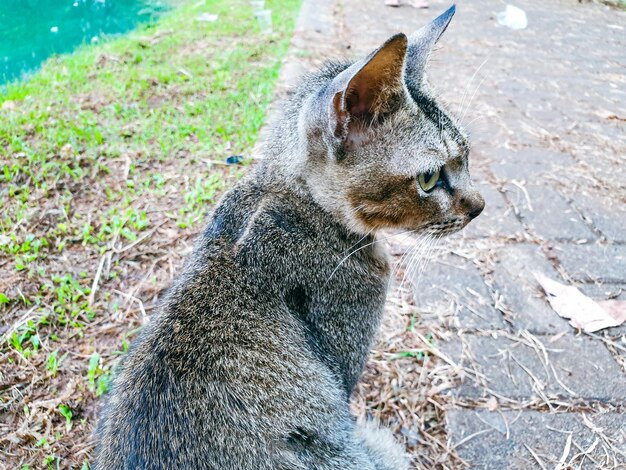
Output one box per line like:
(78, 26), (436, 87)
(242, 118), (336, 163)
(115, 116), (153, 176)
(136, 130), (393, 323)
(260, 110), (309, 183)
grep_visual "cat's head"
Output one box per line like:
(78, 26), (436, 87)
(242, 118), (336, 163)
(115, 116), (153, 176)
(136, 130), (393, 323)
(294, 5), (484, 236)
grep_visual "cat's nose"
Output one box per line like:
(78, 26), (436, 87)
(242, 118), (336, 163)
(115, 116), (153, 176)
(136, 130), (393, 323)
(459, 191), (485, 220)
(468, 204), (484, 220)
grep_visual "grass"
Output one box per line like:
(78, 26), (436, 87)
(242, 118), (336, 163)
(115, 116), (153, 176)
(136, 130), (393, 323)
(0, 0), (302, 467)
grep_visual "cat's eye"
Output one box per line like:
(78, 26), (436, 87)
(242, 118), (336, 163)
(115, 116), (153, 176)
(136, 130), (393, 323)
(418, 170), (440, 192)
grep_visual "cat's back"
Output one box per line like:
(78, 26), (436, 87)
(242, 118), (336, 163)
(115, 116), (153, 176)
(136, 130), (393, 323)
(94, 173), (355, 469)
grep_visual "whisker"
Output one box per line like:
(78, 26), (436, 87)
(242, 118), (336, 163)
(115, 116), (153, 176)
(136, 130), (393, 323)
(340, 226), (374, 257)
(390, 231), (425, 284)
(410, 230), (443, 295)
(457, 55), (490, 124)
(408, 235), (433, 292)
(460, 75), (487, 126)
(395, 237), (421, 288)
(400, 244), (421, 293)
(463, 114), (488, 130)
(400, 233), (432, 293)
(325, 228), (418, 285)
(346, 204), (367, 221)
(393, 230), (431, 294)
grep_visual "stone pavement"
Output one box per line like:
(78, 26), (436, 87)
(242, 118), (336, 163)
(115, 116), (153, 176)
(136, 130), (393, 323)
(268, 0), (626, 468)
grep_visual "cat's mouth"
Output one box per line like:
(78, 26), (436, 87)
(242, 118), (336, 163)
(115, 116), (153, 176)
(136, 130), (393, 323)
(422, 217), (467, 236)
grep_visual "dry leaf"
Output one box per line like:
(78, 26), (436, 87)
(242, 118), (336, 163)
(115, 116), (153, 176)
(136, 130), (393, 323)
(534, 272), (626, 333)
(597, 300), (626, 323)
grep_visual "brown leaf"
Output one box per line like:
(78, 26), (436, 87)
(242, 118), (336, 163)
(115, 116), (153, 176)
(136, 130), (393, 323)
(597, 300), (626, 324)
(534, 272), (626, 333)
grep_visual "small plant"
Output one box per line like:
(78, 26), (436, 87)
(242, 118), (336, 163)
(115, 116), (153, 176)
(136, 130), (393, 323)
(42, 453), (59, 470)
(97, 207), (150, 244)
(46, 349), (68, 377)
(391, 350), (425, 361)
(87, 352), (100, 390)
(58, 404), (73, 431)
(407, 313), (417, 332)
(45, 273), (93, 325)
(9, 321), (40, 358)
(113, 327), (142, 355)
(87, 352), (111, 397)
(177, 174), (223, 229)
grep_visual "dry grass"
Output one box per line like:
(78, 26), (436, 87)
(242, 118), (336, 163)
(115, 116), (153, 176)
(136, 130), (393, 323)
(350, 232), (626, 469)
(352, 237), (467, 469)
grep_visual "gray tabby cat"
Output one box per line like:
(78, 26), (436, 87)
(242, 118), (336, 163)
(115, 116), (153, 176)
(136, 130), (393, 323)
(94, 5), (484, 469)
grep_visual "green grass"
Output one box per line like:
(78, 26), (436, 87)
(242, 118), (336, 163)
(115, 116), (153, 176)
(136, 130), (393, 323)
(0, 0), (301, 467)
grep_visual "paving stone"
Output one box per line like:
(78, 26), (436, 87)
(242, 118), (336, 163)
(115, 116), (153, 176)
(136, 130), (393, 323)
(490, 148), (575, 181)
(462, 183), (525, 240)
(598, 321), (626, 339)
(491, 244), (570, 333)
(580, 281), (626, 301)
(506, 184), (595, 241)
(442, 333), (626, 401)
(571, 193), (626, 243)
(447, 410), (626, 470)
(555, 244), (626, 283)
(579, 283), (626, 302)
(411, 253), (506, 330)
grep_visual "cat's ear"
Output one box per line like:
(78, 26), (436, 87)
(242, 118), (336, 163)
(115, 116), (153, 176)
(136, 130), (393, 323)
(331, 33), (408, 138)
(405, 5), (455, 89)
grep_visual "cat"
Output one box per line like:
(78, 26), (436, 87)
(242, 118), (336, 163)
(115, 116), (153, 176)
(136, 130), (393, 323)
(94, 5), (484, 469)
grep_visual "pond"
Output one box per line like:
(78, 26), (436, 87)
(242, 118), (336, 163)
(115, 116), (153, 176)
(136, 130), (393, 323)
(0, 0), (168, 85)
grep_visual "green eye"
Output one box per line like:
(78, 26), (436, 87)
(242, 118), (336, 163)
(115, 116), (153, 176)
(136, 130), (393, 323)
(418, 169), (440, 192)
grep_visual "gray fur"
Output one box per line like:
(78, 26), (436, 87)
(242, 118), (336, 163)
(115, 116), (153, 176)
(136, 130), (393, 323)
(94, 6), (482, 469)
(405, 5), (456, 87)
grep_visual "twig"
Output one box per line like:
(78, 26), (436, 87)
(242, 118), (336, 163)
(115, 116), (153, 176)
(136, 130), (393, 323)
(3, 306), (37, 342)
(524, 444), (548, 470)
(451, 428), (493, 450)
(113, 223), (163, 255)
(511, 179), (533, 212)
(112, 289), (147, 318)
(555, 433), (572, 470)
(87, 254), (106, 307)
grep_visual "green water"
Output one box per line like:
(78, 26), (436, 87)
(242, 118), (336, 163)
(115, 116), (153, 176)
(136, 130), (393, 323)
(0, 0), (168, 85)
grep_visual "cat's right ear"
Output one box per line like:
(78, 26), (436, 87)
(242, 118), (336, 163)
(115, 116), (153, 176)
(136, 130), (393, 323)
(405, 5), (455, 90)
(330, 33), (408, 139)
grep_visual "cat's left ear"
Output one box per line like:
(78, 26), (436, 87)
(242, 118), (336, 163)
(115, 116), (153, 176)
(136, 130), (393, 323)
(330, 33), (408, 139)
(405, 5), (455, 90)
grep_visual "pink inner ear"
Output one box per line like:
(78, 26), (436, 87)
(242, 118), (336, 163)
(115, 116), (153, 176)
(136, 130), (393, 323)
(332, 91), (348, 138)
(333, 33), (407, 136)
(346, 77), (376, 118)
